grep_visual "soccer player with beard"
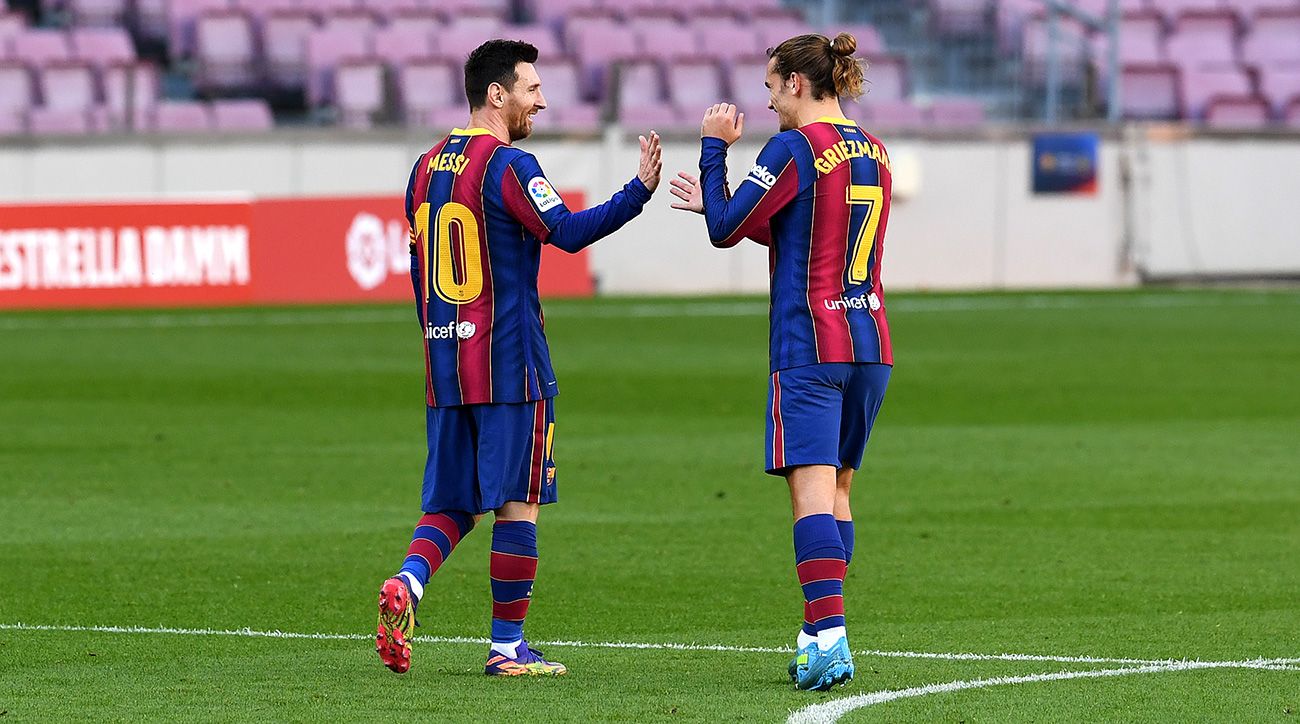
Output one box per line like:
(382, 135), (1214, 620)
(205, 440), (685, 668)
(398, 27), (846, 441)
(375, 39), (662, 677)
(669, 33), (893, 691)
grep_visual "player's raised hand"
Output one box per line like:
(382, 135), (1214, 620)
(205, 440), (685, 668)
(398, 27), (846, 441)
(669, 171), (703, 215)
(701, 103), (744, 146)
(637, 131), (662, 192)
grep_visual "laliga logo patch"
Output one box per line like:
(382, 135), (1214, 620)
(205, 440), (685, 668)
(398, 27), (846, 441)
(745, 164), (777, 190)
(528, 177), (562, 212)
(456, 321), (477, 340)
(345, 213), (388, 290)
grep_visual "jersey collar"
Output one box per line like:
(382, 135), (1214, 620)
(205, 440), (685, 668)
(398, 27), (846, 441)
(815, 116), (857, 125)
(451, 127), (494, 136)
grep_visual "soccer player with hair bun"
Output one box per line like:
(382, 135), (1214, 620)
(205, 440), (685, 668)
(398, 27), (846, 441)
(375, 38), (661, 678)
(670, 32), (893, 691)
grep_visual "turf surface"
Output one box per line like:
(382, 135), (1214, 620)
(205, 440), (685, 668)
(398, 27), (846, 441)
(1, 290), (1298, 721)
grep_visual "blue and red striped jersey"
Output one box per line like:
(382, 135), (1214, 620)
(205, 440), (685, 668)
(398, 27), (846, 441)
(405, 127), (652, 407)
(698, 117), (894, 372)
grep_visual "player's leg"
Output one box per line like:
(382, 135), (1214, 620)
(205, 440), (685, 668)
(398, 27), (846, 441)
(835, 360), (892, 567)
(768, 365), (853, 690)
(476, 398), (565, 676)
(376, 405), (482, 674)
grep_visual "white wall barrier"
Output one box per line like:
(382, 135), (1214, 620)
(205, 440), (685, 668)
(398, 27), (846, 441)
(2, 128), (1296, 295)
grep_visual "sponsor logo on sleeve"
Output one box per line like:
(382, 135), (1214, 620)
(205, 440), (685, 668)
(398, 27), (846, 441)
(527, 177), (563, 212)
(745, 164), (777, 190)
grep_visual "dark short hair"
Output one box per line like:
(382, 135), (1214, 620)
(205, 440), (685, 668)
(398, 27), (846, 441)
(464, 39), (540, 109)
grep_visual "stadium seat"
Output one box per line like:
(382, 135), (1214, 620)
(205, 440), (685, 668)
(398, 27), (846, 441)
(27, 106), (106, 135)
(532, 59), (602, 133)
(1241, 9), (1300, 67)
(0, 12), (25, 46)
(306, 27), (372, 108)
(232, 0), (300, 29)
(211, 97), (274, 131)
(928, 97), (988, 127)
(195, 9), (258, 93)
(615, 58), (665, 120)
(102, 61), (158, 130)
(507, 24), (562, 59)
(313, 0), (361, 18)
(1021, 14), (1089, 84)
(436, 16), (508, 63)
(664, 59), (724, 130)
(859, 98), (926, 128)
(729, 55), (773, 120)
(863, 54), (909, 102)
(1164, 11), (1241, 70)
(1180, 66), (1254, 118)
(263, 9), (319, 89)
(1119, 63), (1181, 118)
(690, 18), (764, 62)
(37, 60), (96, 112)
(1231, 0), (1300, 24)
(530, 0), (603, 28)
(1204, 93), (1273, 127)
(148, 99), (213, 132)
(333, 57), (386, 128)
(1285, 96), (1300, 126)
(387, 9), (443, 38)
(0, 60), (34, 134)
(13, 29), (73, 69)
(70, 27), (136, 76)
(323, 8), (380, 36)
(930, 0), (992, 37)
(368, 0), (427, 25)
(633, 13), (698, 60)
(752, 19), (816, 52)
(565, 17), (639, 99)
(1149, 0), (1229, 24)
(168, 0), (232, 61)
(373, 23), (433, 71)
(134, 0), (169, 42)
(67, 0), (127, 27)
(397, 58), (459, 127)
(1258, 67), (1300, 114)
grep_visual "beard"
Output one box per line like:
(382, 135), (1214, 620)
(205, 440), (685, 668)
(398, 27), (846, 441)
(508, 109), (533, 141)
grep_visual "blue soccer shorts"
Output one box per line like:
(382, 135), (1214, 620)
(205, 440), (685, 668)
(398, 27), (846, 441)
(765, 362), (891, 475)
(422, 398), (557, 514)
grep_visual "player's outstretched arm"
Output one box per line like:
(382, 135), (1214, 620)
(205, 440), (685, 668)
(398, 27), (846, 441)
(502, 132), (661, 254)
(696, 104), (797, 248)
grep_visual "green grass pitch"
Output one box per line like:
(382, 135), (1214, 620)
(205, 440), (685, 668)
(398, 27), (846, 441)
(1, 290), (1298, 721)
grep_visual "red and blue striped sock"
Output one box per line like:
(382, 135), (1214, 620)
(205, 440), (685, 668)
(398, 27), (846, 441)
(801, 517), (855, 638)
(490, 520), (538, 656)
(396, 510), (475, 606)
(794, 513), (847, 650)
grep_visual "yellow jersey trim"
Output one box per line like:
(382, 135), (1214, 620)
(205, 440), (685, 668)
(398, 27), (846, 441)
(815, 116), (857, 125)
(451, 127), (493, 136)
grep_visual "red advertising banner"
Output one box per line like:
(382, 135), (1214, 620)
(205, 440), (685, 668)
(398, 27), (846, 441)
(0, 192), (592, 309)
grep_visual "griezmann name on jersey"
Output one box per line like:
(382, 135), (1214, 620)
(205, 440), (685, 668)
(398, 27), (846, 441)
(406, 128), (652, 407)
(698, 117), (894, 373)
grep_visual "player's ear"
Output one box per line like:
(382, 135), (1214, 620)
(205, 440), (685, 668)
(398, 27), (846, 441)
(489, 82), (505, 108)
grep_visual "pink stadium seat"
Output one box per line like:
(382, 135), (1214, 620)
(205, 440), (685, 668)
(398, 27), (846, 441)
(334, 57), (385, 128)
(1241, 9), (1300, 67)
(1021, 14), (1089, 83)
(1258, 67), (1300, 113)
(506, 24), (562, 59)
(927, 97), (987, 127)
(306, 27), (371, 108)
(533, 59), (602, 133)
(67, 0), (127, 26)
(566, 18), (639, 97)
(1120, 63), (1181, 118)
(373, 23), (433, 70)
(730, 55), (773, 117)
(616, 59), (663, 110)
(397, 58), (459, 127)
(13, 29), (73, 68)
(70, 27), (136, 73)
(634, 14), (698, 60)
(102, 61), (158, 130)
(690, 19), (764, 62)
(168, 0), (231, 61)
(27, 105), (104, 135)
(1204, 93), (1273, 127)
(1180, 66), (1253, 117)
(195, 9), (258, 92)
(148, 99), (213, 133)
(323, 8), (379, 35)
(232, 0), (300, 29)
(1233, 0), (1300, 23)
(1149, 0), (1226, 23)
(752, 20), (816, 52)
(860, 99), (926, 127)
(930, 0), (991, 36)
(37, 60), (96, 111)
(263, 9), (319, 89)
(863, 54), (908, 102)
(748, 3), (804, 23)
(211, 97), (274, 131)
(0, 60), (34, 133)
(532, 0), (603, 28)
(313, 0), (360, 17)
(1164, 11), (1240, 70)
(436, 17), (508, 63)
(369, 0), (427, 24)
(666, 59), (724, 112)
(388, 9), (443, 37)
(0, 12), (26, 46)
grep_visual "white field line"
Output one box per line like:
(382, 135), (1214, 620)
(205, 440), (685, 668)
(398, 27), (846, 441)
(787, 659), (1299, 724)
(0, 293), (1295, 332)
(1, 623), (1297, 673)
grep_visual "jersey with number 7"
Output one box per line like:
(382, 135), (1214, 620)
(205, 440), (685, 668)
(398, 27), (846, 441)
(699, 117), (893, 372)
(405, 127), (653, 407)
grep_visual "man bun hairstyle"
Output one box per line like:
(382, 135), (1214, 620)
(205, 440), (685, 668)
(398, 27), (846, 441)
(768, 32), (866, 101)
(464, 39), (539, 109)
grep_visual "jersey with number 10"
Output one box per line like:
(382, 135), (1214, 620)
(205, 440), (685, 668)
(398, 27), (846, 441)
(699, 117), (893, 373)
(405, 127), (652, 408)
